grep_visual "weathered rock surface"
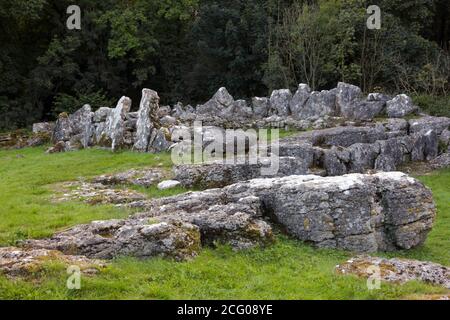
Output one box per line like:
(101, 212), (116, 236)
(133, 89), (160, 152)
(0, 247), (105, 278)
(197, 87), (235, 117)
(48, 172), (436, 254)
(175, 121), (445, 187)
(336, 82), (362, 118)
(270, 89), (292, 116)
(386, 94), (418, 118)
(32, 122), (55, 135)
(336, 256), (449, 289)
(69, 104), (94, 148)
(55, 182), (146, 205)
(93, 168), (166, 187)
(290, 84), (311, 119)
(103, 97), (132, 150)
(252, 97), (270, 118)
(409, 116), (450, 135)
(174, 156), (313, 189)
(299, 90), (337, 120)
(25, 220), (201, 261)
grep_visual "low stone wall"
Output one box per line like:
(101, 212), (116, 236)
(33, 82), (430, 153)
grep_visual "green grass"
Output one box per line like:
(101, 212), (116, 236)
(0, 147), (448, 299)
(0, 147), (174, 244)
(412, 94), (450, 118)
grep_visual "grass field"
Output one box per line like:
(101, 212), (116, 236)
(0, 146), (448, 300)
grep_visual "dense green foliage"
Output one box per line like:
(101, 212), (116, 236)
(0, 146), (448, 299)
(0, 0), (449, 130)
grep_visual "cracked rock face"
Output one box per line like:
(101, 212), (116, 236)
(386, 94), (418, 118)
(93, 168), (166, 187)
(55, 182), (147, 205)
(336, 256), (449, 289)
(25, 220), (201, 261)
(0, 247), (106, 278)
(270, 89), (292, 116)
(30, 173), (436, 259)
(134, 89), (160, 152)
(103, 96), (132, 150)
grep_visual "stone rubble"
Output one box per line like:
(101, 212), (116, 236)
(0, 247), (106, 278)
(336, 255), (449, 289)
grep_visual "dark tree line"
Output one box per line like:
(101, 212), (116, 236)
(0, 0), (449, 130)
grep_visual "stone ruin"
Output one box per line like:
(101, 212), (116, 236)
(1, 82), (449, 286)
(30, 81), (447, 154)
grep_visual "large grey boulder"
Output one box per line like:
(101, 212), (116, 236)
(133, 89), (160, 152)
(93, 107), (112, 123)
(231, 100), (253, 119)
(69, 104), (94, 148)
(411, 129), (439, 161)
(307, 126), (386, 148)
(290, 84), (311, 119)
(440, 129), (450, 152)
(196, 87), (235, 116)
(352, 100), (386, 121)
(336, 82), (363, 118)
(147, 128), (171, 153)
(174, 156), (313, 189)
(347, 143), (380, 173)
(374, 138), (407, 171)
(252, 97), (270, 118)
(336, 256), (449, 289)
(409, 116), (450, 135)
(269, 89), (292, 116)
(383, 118), (409, 137)
(386, 94), (418, 118)
(52, 113), (73, 143)
(25, 220), (201, 261)
(157, 173), (435, 252)
(297, 89), (337, 120)
(33, 122), (55, 135)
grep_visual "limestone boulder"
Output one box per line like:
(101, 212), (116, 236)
(25, 220), (201, 261)
(269, 89), (292, 116)
(336, 256), (449, 289)
(409, 116), (450, 135)
(386, 94), (418, 118)
(290, 84), (311, 120)
(336, 82), (363, 118)
(252, 97), (270, 118)
(133, 89), (160, 152)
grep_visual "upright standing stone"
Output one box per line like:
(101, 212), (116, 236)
(105, 96), (132, 151)
(133, 89), (160, 152)
(290, 84), (311, 120)
(270, 89), (292, 116)
(69, 104), (94, 148)
(386, 94), (418, 118)
(336, 82), (363, 118)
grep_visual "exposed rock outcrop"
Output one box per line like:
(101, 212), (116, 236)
(336, 256), (449, 289)
(26, 172), (436, 258)
(0, 247), (105, 278)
